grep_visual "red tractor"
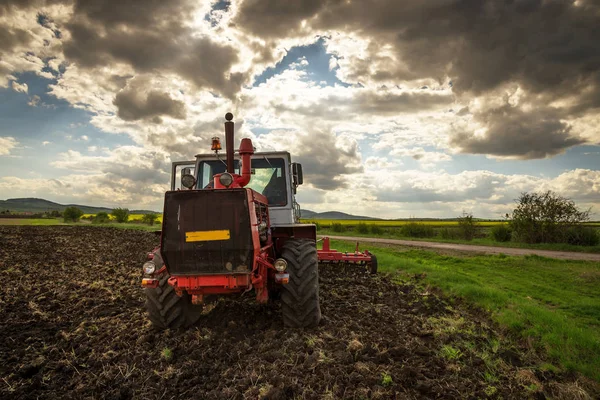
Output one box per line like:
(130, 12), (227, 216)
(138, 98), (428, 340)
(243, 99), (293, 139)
(141, 113), (376, 330)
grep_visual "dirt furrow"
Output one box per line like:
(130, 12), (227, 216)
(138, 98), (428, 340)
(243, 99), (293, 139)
(0, 226), (596, 399)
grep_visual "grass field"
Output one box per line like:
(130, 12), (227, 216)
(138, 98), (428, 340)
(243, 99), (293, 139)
(318, 227), (600, 253)
(0, 218), (69, 225)
(0, 218), (160, 231)
(3, 217), (599, 252)
(328, 239), (600, 382)
(302, 218), (600, 228)
(302, 219), (509, 227)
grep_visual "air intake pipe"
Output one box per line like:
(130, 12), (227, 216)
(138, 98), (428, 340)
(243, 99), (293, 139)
(235, 138), (254, 187)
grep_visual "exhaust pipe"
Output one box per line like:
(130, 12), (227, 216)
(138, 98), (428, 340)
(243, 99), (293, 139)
(224, 112), (235, 173)
(219, 112), (254, 188)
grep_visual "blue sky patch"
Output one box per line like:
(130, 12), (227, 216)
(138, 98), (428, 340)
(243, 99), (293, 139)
(253, 38), (350, 88)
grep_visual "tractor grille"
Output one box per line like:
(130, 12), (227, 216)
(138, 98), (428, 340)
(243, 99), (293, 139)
(161, 189), (253, 275)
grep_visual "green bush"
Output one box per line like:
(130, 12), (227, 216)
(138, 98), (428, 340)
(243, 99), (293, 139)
(308, 220), (321, 230)
(439, 228), (461, 239)
(63, 207), (84, 222)
(92, 212), (110, 224)
(331, 222), (345, 232)
(509, 190), (591, 244)
(457, 212), (477, 241)
(400, 222), (435, 238)
(141, 213), (159, 226)
(491, 224), (512, 242)
(111, 208), (130, 223)
(370, 224), (383, 235)
(565, 226), (600, 246)
(356, 222), (369, 234)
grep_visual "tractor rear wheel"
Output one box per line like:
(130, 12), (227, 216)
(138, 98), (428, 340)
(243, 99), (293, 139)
(280, 239), (321, 328)
(145, 271), (203, 330)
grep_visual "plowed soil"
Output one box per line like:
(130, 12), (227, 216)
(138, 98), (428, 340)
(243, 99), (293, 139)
(0, 226), (597, 399)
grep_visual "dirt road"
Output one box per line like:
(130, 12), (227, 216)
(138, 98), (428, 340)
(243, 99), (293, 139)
(322, 235), (600, 262)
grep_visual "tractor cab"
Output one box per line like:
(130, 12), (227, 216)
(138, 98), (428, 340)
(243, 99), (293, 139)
(169, 153), (303, 225)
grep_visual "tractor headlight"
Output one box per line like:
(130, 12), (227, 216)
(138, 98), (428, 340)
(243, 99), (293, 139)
(181, 174), (196, 189)
(274, 258), (287, 272)
(143, 261), (156, 275)
(219, 172), (234, 187)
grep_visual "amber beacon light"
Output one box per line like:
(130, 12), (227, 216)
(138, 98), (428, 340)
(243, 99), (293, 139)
(211, 136), (222, 152)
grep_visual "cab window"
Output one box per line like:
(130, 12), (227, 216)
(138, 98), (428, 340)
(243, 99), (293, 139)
(198, 158), (287, 206)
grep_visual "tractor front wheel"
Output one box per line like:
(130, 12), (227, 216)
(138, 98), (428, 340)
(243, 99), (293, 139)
(281, 239), (321, 328)
(145, 271), (203, 330)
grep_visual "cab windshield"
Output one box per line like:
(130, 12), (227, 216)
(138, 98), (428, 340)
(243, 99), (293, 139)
(197, 158), (287, 206)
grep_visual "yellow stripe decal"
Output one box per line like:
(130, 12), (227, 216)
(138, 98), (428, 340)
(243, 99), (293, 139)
(185, 230), (230, 242)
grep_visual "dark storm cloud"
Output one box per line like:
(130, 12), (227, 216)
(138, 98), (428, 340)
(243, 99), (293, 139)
(147, 131), (211, 160)
(293, 130), (363, 190)
(0, 0), (68, 14)
(272, 89), (453, 120)
(103, 165), (170, 186)
(0, 25), (33, 51)
(175, 39), (245, 98)
(235, 0), (600, 158)
(373, 172), (510, 204)
(60, 0), (247, 98)
(350, 90), (453, 115)
(451, 105), (586, 159)
(71, 0), (191, 28)
(113, 89), (186, 122)
(236, 0), (600, 98)
(234, 0), (327, 38)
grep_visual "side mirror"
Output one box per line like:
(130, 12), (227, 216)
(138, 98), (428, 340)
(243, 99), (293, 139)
(292, 163), (303, 186)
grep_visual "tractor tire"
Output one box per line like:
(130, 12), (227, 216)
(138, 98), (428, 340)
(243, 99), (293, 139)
(280, 239), (321, 328)
(369, 254), (378, 274)
(145, 271), (203, 331)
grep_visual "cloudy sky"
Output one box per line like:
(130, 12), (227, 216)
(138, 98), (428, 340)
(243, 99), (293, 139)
(1, 0), (599, 218)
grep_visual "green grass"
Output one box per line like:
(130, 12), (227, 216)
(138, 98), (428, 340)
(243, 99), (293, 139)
(86, 222), (160, 231)
(302, 219), (508, 227)
(328, 240), (600, 382)
(381, 372), (393, 386)
(318, 228), (600, 253)
(302, 218), (600, 228)
(0, 218), (160, 231)
(0, 218), (69, 225)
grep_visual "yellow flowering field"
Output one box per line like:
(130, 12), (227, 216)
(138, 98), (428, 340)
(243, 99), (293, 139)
(300, 219), (507, 227)
(82, 213), (163, 223)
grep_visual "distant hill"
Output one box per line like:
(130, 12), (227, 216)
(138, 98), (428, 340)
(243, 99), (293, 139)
(0, 198), (157, 214)
(0, 198), (376, 219)
(300, 209), (379, 220)
(300, 209), (317, 219)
